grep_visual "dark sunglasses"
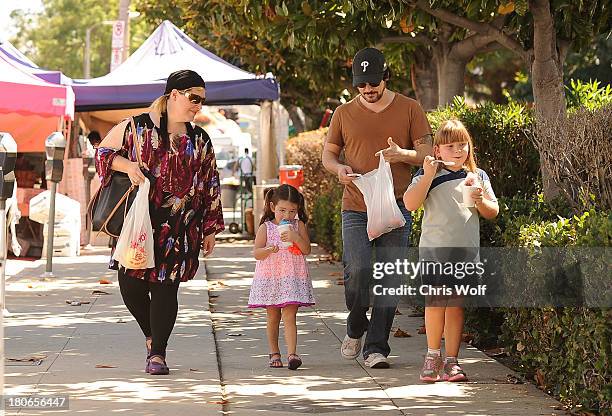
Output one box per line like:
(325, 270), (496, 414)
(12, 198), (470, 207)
(356, 81), (381, 89)
(179, 90), (206, 105)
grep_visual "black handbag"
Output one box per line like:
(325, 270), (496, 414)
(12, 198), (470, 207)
(87, 117), (144, 238)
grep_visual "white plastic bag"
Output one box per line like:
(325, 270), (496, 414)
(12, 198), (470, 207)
(112, 178), (155, 269)
(353, 153), (406, 240)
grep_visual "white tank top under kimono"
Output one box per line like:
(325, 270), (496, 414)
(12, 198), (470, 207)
(248, 219), (316, 308)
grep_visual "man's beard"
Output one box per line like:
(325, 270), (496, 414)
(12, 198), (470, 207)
(361, 87), (385, 103)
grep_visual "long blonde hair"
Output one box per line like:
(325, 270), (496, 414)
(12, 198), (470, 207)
(434, 119), (477, 172)
(150, 94), (168, 113)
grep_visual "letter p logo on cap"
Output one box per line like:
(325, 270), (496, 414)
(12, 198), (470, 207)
(361, 61), (369, 72)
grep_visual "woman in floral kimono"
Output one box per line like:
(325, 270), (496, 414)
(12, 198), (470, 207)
(96, 70), (224, 375)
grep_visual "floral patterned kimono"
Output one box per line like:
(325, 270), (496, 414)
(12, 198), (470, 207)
(95, 113), (224, 284)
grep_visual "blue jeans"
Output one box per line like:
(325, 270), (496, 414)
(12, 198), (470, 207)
(342, 201), (412, 358)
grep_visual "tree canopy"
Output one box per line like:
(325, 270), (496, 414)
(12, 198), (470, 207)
(11, 0), (154, 78)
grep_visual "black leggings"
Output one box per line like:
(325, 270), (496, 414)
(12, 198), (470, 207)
(118, 270), (180, 358)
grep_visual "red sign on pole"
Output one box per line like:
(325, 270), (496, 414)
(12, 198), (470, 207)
(111, 21), (125, 49)
(110, 48), (123, 72)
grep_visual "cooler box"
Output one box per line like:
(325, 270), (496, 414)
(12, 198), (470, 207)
(279, 165), (304, 188)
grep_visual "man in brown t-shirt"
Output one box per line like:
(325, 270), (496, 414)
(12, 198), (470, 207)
(322, 47), (432, 369)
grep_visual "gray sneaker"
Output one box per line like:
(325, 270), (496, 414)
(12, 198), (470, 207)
(341, 335), (362, 359)
(364, 353), (390, 369)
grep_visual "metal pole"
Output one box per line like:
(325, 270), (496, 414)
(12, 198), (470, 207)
(83, 173), (92, 248)
(44, 182), (57, 277)
(0, 199), (7, 316)
(118, 0), (131, 61)
(0, 198), (6, 401)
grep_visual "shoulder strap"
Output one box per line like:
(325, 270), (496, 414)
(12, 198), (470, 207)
(130, 117), (144, 168)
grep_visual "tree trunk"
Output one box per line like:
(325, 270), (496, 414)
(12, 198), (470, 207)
(530, 0), (567, 199)
(285, 103), (307, 134)
(435, 50), (467, 106)
(410, 49), (439, 110)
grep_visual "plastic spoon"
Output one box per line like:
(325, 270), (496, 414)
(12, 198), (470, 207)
(432, 160), (455, 166)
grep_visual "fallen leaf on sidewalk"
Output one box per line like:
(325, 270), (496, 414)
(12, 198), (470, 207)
(92, 290), (110, 295)
(209, 294), (219, 298)
(99, 279), (112, 285)
(505, 374), (524, 384)
(492, 375), (525, 384)
(66, 300), (91, 306)
(484, 347), (506, 357)
(95, 364), (116, 368)
(116, 319), (126, 323)
(27, 284), (33, 288)
(227, 333), (243, 337)
(335, 279), (344, 286)
(393, 328), (412, 338)
(417, 325), (426, 334)
(328, 272), (342, 277)
(7, 354), (47, 362)
(189, 368), (200, 372)
(208, 400), (229, 405)
(534, 369), (545, 389)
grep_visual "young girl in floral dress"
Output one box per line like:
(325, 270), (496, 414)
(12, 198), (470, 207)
(248, 184), (315, 370)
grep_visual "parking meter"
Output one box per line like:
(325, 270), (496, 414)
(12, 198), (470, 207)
(44, 132), (67, 277)
(45, 132), (66, 182)
(0, 132), (17, 320)
(82, 140), (96, 180)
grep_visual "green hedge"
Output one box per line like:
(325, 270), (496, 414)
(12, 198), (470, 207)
(498, 209), (611, 413)
(428, 97), (539, 198)
(310, 184), (343, 259)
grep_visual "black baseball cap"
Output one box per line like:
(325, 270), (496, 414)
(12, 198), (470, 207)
(352, 47), (387, 87)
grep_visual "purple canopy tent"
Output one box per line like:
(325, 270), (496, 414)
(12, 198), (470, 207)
(72, 20), (280, 111)
(0, 40), (73, 86)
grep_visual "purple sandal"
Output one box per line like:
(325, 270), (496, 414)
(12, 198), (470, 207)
(287, 354), (302, 371)
(148, 355), (169, 375)
(144, 337), (152, 373)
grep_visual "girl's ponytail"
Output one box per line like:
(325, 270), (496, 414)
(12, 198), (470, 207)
(260, 187), (276, 225)
(297, 191), (309, 224)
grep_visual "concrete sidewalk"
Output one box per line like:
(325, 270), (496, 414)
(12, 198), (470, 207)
(3, 242), (566, 415)
(4, 251), (224, 415)
(204, 241), (566, 416)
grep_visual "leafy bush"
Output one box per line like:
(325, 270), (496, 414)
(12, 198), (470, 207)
(428, 97), (539, 198)
(566, 79), (612, 111)
(285, 127), (335, 206)
(499, 209), (611, 413)
(310, 184), (343, 259)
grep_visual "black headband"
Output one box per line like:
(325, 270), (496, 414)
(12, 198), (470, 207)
(164, 70), (206, 94)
